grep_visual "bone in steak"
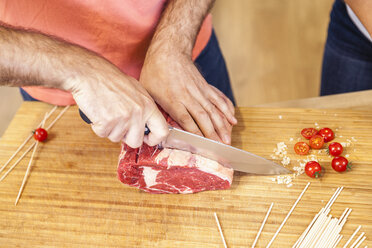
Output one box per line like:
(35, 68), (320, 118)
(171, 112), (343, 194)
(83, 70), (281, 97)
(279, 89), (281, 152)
(117, 113), (234, 194)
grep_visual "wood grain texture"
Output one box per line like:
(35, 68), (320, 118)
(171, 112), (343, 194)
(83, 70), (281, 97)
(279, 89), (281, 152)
(0, 102), (371, 247)
(212, 0), (335, 106)
(255, 89), (372, 110)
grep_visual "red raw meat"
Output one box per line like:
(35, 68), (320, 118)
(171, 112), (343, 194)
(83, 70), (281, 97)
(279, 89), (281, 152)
(117, 112), (234, 194)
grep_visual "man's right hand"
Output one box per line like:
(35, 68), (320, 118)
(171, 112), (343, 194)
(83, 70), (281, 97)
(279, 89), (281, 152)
(0, 23), (169, 148)
(64, 59), (169, 148)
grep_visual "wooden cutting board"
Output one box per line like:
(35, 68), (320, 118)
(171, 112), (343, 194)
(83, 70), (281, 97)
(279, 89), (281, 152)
(0, 102), (371, 247)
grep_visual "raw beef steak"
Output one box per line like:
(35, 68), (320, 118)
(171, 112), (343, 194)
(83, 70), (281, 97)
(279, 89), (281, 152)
(117, 113), (234, 194)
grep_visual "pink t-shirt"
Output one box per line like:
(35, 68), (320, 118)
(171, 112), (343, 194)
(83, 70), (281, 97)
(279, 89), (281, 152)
(0, 0), (212, 106)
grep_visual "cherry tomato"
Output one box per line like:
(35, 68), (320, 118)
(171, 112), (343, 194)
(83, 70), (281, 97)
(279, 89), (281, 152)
(318, 128), (335, 143)
(309, 135), (324, 149)
(294, 142), (310, 155)
(332, 156), (350, 172)
(301, 128), (318, 139)
(305, 161), (322, 178)
(33, 128), (48, 142)
(328, 142), (343, 156)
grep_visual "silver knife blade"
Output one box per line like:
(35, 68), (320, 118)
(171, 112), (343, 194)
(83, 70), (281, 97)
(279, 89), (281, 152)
(160, 127), (291, 175)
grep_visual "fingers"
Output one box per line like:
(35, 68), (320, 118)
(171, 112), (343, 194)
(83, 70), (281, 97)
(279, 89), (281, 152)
(166, 103), (203, 137)
(210, 85), (236, 115)
(186, 99), (223, 143)
(91, 121), (114, 139)
(143, 109), (169, 147)
(185, 83), (233, 144)
(208, 85), (237, 125)
(122, 123), (144, 148)
(107, 121), (129, 143)
(91, 111), (168, 148)
(208, 108), (233, 144)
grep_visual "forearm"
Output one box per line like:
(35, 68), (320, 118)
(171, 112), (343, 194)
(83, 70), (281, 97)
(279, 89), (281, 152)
(147, 0), (215, 58)
(0, 25), (169, 147)
(0, 23), (108, 91)
(345, 0), (372, 37)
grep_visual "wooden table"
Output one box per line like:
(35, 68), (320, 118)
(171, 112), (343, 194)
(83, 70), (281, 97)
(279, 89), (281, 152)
(255, 89), (372, 110)
(0, 99), (371, 247)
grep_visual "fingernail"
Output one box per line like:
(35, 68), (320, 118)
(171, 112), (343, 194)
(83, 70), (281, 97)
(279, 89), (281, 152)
(223, 135), (231, 144)
(232, 117), (238, 124)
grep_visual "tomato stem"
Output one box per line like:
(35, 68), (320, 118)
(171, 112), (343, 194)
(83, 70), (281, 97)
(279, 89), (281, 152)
(347, 162), (352, 170)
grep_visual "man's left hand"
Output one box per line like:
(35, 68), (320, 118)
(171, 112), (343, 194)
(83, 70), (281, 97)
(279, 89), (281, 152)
(140, 50), (237, 144)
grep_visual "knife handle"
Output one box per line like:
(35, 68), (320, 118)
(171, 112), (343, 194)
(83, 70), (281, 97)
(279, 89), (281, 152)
(79, 109), (150, 135)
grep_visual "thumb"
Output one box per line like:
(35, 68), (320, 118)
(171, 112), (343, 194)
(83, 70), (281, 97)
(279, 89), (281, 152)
(143, 109), (169, 146)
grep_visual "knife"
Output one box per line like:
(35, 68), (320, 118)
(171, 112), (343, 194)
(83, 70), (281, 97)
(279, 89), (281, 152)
(79, 110), (291, 175)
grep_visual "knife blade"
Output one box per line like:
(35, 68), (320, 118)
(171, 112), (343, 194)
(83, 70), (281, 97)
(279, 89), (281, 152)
(79, 110), (290, 175)
(160, 127), (291, 175)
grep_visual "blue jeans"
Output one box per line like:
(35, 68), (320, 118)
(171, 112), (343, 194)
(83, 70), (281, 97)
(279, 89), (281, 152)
(321, 0), (372, 96)
(20, 29), (235, 105)
(195, 30), (235, 104)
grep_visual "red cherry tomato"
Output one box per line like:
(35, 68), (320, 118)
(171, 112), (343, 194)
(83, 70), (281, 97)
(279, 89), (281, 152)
(328, 142), (343, 156)
(301, 128), (318, 139)
(332, 156), (350, 172)
(294, 142), (310, 155)
(318, 128), (335, 143)
(305, 161), (322, 178)
(309, 135), (324, 149)
(33, 128), (48, 142)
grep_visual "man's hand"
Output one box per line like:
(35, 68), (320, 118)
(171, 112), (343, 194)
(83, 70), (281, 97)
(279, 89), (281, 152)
(0, 24), (169, 148)
(65, 60), (169, 148)
(141, 50), (236, 144)
(140, 0), (237, 144)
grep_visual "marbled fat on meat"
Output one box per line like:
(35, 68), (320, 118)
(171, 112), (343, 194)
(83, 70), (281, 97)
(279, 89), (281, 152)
(117, 112), (234, 194)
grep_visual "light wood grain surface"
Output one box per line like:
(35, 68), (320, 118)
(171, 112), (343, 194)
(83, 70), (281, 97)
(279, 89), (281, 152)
(212, 0), (335, 106)
(255, 89), (372, 110)
(0, 102), (371, 247)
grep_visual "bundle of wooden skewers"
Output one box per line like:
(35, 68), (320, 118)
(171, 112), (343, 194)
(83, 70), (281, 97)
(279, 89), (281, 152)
(214, 183), (368, 248)
(0, 105), (70, 205)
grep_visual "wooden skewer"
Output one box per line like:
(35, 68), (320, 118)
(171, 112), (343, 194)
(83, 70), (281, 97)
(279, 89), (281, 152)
(14, 112), (48, 205)
(332, 235), (343, 248)
(46, 105), (70, 131)
(354, 236), (366, 248)
(0, 105), (57, 174)
(299, 187), (341, 248)
(214, 212), (228, 248)
(324, 221), (342, 248)
(322, 220), (339, 248)
(314, 216), (337, 247)
(252, 202), (274, 248)
(266, 182), (310, 248)
(338, 208), (350, 225)
(326, 187), (344, 211)
(350, 232), (365, 248)
(340, 209), (352, 228)
(0, 142), (36, 182)
(0, 106), (70, 182)
(309, 213), (332, 247)
(324, 187), (341, 210)
(298, 208), (330, 248)
(306, 209), (331, 248)
(14, 138), (39, 205)
(292, 209), (321, 248)
(343, 226), (362, 248)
